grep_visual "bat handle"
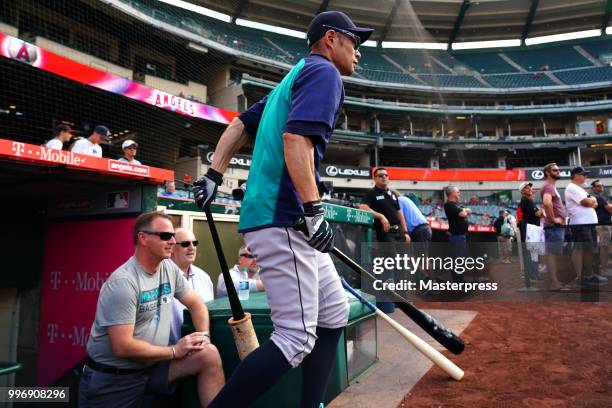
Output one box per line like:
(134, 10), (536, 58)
(293, 217), (308, 235)
(341, 278), (376, 311)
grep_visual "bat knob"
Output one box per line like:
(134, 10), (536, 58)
(293, 217), (308, 235)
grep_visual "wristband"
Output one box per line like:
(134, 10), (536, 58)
(200, 330), (211, 338)
(303, 200), (323, 216)
(206, 168), (223, 185)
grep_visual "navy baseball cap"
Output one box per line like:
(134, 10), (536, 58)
(307, 11), (374, 48)
(94, 125), (110, 141)
(570, 166), (589, 177)
(55, 124), (75, 134)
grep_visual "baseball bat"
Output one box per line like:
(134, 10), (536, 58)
(332, 247), (465, 355)
(205, 207), (259, 359)
(292, 218), (464, 355)
(341, 278), (464, 381)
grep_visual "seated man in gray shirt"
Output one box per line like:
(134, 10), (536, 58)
(79, 211), (225, 407)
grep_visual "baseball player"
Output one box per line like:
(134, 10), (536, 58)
(193, 11), (372, 408)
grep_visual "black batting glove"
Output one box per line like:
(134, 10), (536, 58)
(301, 200), (334, 253)
(192, 168), (223, 210)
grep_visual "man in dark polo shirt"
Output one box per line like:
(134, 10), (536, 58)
(443, 185), (471, 282)
(360, 167), (410, 243)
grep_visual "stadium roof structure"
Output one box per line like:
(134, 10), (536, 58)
(184, 0), (611, 45)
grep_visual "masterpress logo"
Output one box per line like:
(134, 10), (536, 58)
(108, 160), (150, 176)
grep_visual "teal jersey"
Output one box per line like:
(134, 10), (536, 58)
(238, 55), (344, 232)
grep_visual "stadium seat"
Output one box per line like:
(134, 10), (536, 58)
(555, 66), (612, 85)
(579, 38), (612, 61)
(483, 73), (556, 88)
(504, 45), (592, 71)
(454, 53), (518, 74)
(123, 0), (612, 90)
(417, 74), (487, 88)
(384, 49), (453, 74)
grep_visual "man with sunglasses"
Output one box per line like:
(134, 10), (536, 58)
(80, 212), (224, 407)
(192, 10), (372, 408)
(360, 168), (410, 244)
(118, 139), (141, 164)
(170, 228), (214, 345)
(540, 162), (567, 290)
(217, 245), (264, 298)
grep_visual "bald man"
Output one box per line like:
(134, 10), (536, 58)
(170, 228), (214, 345)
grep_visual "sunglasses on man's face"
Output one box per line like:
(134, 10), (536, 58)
(239, 253), (256, 259)
(322, 24), (360, 51)
(178, 240), (199, 248)
(141, 231), (175, 241)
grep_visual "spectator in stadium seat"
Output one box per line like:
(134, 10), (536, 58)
(443, 185), (471, 282)
(540, 162), (567, 291)
(45, 124), (75, 150)
(161, 181), (181, 198)
(591, 180), (612, 276)
(519, 182), (544, 281)
(71, 125), (109, 157)
(480, 213), (491, 225)
(169, 228), (214, 345)
(360, 168), (410, 243)
(565, 167), (606, 288)
(494, 210), (513, 263)
(217, 245), (264, 298)
(119, 140), (141, 164)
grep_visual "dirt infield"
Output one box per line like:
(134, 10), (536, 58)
(401, 301), (612, 408)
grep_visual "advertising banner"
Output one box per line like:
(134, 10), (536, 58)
(0, 138), (173, 183)
(0, 33), (237, 125)
(37, 218), (136, 385)
(524, 165), (612, 181)
(322, 165), (371, 179)
(385, 167), (523, 182)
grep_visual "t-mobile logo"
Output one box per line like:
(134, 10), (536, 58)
(47, 323), (59, 344)
(50, 271), (62, 290)
(12, 142), (25, 157)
